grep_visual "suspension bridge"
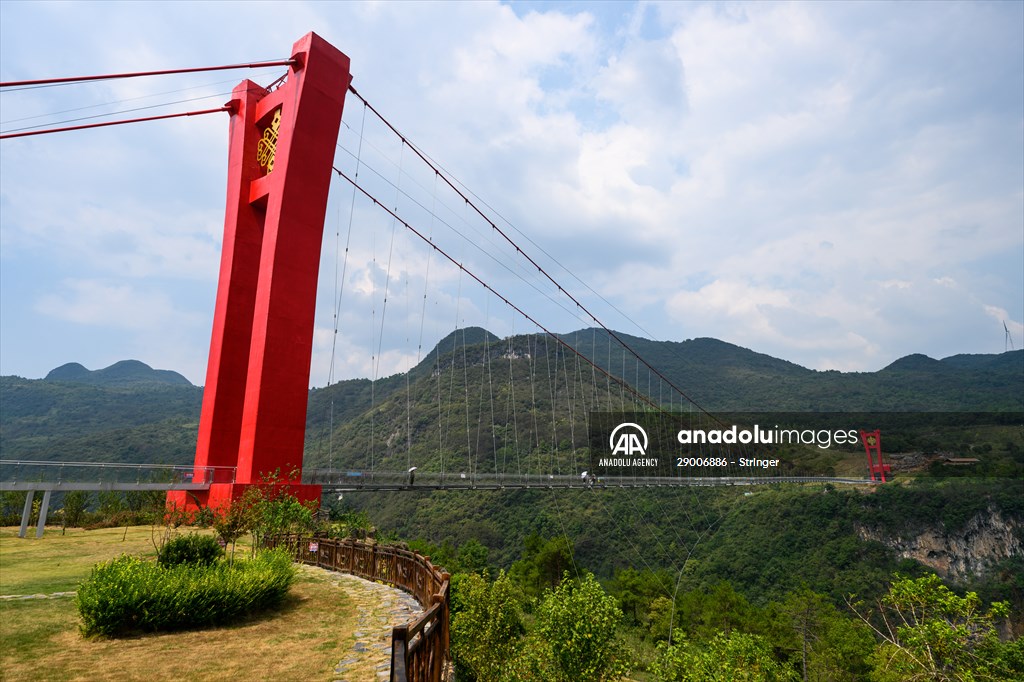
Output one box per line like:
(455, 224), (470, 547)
(0, 31), (890, 520)
(1, 31), (901, 682)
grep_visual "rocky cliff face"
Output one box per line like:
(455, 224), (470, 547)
(857, 507), (1022, 581)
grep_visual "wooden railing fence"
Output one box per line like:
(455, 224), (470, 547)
(265, 534), (450, 682)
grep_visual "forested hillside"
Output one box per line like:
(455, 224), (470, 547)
(569, 329), (1024, 411)
(2, 336), (1021, 678)
(2, 332), (1020, 469)
(301, 330), (1022, 474)
(0, 362), (201, 464)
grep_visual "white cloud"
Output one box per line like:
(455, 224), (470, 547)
(32, 278), (209, 381)
(36, 279), (199, 330)
(983, 305), (1024, 345)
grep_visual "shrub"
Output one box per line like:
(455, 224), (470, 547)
(194, 506), (215, 528)
(0, 491), (27, 526)
(451, 571), (524, 680)
(511, 571), (630, 681)
(61, 490), (90, 528)
(76, 549), (295, 637)
(651, 630), (798, 682)
(158, 533), (223, 568)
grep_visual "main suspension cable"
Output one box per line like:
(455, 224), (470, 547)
(334, 166), (663, 414)
(0, 59), (296, 89)
(346, 84), (722, 424)
(0, 105), (231, 139)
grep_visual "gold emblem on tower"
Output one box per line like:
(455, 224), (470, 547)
(256, 109), (281, 173)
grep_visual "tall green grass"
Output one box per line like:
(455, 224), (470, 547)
(157, 533), (223, 568)
(76, 549), (295, 637)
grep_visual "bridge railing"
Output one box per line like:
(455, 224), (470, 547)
(306, 469), (691, 489)
(265, 534), (450, 682)
(0, 459), (233, 490)
(305, 469), (875, 491)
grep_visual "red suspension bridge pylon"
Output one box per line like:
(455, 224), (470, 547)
(859, 429), (891, 482)
(169, 32), (351, 511)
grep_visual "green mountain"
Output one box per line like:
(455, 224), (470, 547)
(301, 330), (1022, 475)
(44, 359), (193, 387)
(2, 332), (1020, 470)
(0, 374), (201, 464)
(567, 329), (1024, 411)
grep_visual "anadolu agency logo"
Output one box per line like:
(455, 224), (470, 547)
(601, 422), (658, 467)
(610, 422), (648, 455)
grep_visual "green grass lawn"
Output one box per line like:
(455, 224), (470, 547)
(0, 526), (360, 681)
(0, 526), (164, 595)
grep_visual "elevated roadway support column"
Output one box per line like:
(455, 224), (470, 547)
(16, 490), (52, 539)
(18, 490), (34, 538)
(169, 32), (351, 513)
(36, 490), (51, 539)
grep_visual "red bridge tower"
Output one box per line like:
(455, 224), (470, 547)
(860, 429), (891, 482)
(169, 33), (351, 511)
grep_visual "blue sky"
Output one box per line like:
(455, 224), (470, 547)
(1, 1), (1021, 388)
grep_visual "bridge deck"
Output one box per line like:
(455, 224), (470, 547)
(0, 459), (225, 494)
(308, 471), (876, 492)
(1, 460), (876, 539)
(1, 460), (219, 538)
(0, 481), (211, 492)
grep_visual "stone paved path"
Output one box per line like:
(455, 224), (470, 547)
(0, 591), (76, 600)
(297, 566), (424, 682)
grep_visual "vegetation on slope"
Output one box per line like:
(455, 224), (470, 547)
(3, 333), (1021, 678)
(3, 330), (1020, 471)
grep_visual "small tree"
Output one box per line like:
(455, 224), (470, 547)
(451, 571), (525, 681)
(97, 490), (124, 518)
(513, 571), (629, 682)
(780, 588), (873, 681)
(0, 491), (27, 525)
(61, 490), (90, 531)
(847, 573), (1022, 681)
(651, 630), (798, 682)
(242, 478), (316, 553)
(212, 498), (253, 563)
(208, 470), (318, 560)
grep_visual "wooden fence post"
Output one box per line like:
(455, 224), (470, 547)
(390, 625), (408, 682)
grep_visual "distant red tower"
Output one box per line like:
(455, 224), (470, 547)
(860, 429), (891, 482)
(168, 33), (351, 511)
